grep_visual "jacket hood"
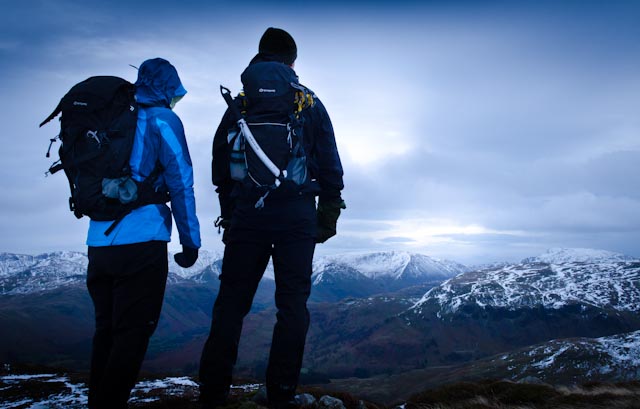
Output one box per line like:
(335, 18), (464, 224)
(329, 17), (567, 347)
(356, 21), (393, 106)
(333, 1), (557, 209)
(134, 58), (186, 107)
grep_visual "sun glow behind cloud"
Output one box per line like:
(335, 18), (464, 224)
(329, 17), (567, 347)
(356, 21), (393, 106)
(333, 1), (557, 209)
(339, 128), (413, 166)
(343, 217), (523, 247)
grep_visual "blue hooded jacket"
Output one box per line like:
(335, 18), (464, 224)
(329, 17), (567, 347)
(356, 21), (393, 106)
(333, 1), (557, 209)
(87, 58), (201, 249)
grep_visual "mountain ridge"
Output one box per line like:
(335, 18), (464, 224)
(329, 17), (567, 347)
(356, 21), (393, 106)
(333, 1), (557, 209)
(411, 248), (640, 316)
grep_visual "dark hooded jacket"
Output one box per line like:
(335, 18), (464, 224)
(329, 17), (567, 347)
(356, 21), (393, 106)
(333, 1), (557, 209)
(212, 54), (344, 221)
(87, 58), (201, 249)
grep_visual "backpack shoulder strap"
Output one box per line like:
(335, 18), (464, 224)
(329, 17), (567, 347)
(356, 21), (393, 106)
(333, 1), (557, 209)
(291, 83), (315, 116)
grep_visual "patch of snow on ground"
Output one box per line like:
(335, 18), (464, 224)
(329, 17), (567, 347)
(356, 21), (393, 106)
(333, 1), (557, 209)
(2, 372), (264, 408)
(596, 330), (640, 367)
(2, 374), (57, 381)
(531, 345), (571, 369)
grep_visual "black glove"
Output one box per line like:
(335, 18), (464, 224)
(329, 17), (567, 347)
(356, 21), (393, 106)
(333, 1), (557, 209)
(316, 199), (346, 244)
(174, 246), (199, 268)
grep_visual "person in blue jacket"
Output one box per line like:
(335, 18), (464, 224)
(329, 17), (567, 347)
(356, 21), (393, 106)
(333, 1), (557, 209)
(86, 57), (201, 409)
(199, 28), (345, 409)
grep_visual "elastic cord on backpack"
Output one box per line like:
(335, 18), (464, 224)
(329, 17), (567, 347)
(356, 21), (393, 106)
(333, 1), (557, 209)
(254, 190), (270, 209)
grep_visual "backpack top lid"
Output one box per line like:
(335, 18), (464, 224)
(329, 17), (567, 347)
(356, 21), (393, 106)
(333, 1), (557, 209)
(39, 76), (134, 127)
(240, 61), (298, 119)
(134, 58), (186, 108)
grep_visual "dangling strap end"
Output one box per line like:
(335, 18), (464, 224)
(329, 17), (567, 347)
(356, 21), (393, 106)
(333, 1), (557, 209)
(104, 213), (128, 236)
(254, 191), (270, 209)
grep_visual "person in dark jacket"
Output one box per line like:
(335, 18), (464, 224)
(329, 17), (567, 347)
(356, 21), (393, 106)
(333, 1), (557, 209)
(86, 58), (201, 409)
(199, 28), (345, 409)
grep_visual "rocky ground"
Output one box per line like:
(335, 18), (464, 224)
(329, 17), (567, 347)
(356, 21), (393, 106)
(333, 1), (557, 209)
(2, 364), (640, 409)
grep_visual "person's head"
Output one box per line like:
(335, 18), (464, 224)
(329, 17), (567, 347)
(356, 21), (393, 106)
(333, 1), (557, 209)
(258, 27), (297, 66)
(134, 58), (186, 109)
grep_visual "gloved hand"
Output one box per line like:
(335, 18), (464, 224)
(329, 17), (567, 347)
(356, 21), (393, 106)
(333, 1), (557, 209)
(316, 199), (346, 244)
(174, 246), (199, 268)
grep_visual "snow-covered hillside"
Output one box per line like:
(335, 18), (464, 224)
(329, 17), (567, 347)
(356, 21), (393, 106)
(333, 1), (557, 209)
(502, 330), (640, 382)
(412, 248), (640, 315)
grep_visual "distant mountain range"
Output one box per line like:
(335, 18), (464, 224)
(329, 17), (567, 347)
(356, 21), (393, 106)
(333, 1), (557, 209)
(0, 247), (468, 302)
(0, 250), (465, 300)
(1, 247), (638, 390)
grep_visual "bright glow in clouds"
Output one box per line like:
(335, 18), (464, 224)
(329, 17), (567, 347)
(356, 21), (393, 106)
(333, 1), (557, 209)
(344, 217), (523, 245)
(339, 127), (412, 166)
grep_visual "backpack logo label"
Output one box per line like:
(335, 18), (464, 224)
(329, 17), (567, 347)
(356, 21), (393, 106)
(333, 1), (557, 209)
(258, 88), (276, 93)
(73, 101), (88, 106)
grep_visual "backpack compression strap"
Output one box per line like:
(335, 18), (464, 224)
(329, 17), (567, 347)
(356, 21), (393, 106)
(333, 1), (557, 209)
(220, 85), (285, 188)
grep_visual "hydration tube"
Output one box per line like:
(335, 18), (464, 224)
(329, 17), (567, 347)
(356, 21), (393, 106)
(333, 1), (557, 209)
(220, 85), (283, 187)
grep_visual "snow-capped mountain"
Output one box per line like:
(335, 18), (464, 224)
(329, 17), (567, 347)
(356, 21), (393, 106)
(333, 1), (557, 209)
(309, 251), (467, 301)
(411, 248), (640, 315)
(167, 249), (223, 279)
(0, 251), (88, 294)
(523, 247), (636, 264)
(0, 253), (38, 277)
(0, 251), (87, 277)
(313, 251), (466, 281)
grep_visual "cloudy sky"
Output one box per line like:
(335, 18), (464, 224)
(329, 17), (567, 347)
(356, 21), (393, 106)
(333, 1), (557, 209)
(1, 0), (639, 264)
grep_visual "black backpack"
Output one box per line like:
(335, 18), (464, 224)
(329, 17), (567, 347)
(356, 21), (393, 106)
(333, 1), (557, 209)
(220, 62), (314, 206)
(41, 76), (167, 234)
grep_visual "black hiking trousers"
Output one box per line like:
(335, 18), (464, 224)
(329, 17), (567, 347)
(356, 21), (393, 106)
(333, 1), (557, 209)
(199, 194), (316, 407)
(86, 241), (168, 409)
